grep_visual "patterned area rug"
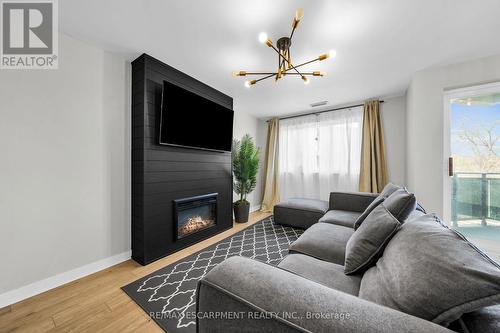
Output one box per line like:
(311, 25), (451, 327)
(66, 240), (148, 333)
(122, 216), (303, 333)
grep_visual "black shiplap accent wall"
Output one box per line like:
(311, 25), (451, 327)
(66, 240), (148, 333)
(132, 54), (233, 265)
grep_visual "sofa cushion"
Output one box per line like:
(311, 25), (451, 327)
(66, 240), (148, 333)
(382, 188), (416, 222)
(274, 198), (329, 229)
(460, 305), (500, 333)
(289, 223), (354, 265)
(344, 205), (401, 275)
(359, 214), (500, 326)
(318, 210), (362, 228)
(406, 208), (426, 222)
(278, 254), (362, 296)
(276, 198), (330, 213)
(329, 192), (379, 212)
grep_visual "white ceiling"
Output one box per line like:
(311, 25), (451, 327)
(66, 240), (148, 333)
(60, 0), (500, 118)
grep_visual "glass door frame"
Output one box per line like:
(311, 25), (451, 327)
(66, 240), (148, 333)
(442, 81), (500, 223)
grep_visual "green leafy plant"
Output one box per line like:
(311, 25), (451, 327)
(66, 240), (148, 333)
(232, 134), (260, 205)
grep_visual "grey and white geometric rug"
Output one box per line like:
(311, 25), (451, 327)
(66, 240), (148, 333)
(122, 216), (303, 333)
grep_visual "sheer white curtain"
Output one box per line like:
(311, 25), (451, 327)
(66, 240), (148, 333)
(279, 115), (319, 200)
(279, 107), (363, 201)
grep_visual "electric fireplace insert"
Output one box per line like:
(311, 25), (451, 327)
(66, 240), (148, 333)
(174, 193), (218, 240)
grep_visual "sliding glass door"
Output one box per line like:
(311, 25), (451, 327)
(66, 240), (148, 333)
(444, 82), (500, 260)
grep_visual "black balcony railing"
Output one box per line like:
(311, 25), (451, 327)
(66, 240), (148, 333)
(451, 172), (500, 226)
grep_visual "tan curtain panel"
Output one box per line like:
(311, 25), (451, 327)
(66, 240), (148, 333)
(260, 118), (280, 212)
(359, 100), (388, 193)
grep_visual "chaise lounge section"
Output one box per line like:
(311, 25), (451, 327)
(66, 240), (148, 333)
(273, 198), (329, 229)
(273, 191), (378, 229)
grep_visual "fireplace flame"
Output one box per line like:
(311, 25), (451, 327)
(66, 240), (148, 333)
(178, 215), (215, 238)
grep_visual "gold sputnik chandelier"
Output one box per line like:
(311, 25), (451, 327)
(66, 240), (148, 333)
(233, 8), (336, 87)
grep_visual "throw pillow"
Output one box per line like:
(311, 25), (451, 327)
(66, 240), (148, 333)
(358, 214), (500, 326)
(354, 183), (400, 230)
(344, 205), (401, 275)
(353, 197), (385, 230)
(379, 182), (400, 198)
(382, 188), (416, 222)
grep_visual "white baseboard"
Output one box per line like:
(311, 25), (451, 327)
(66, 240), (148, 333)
(0, 250), (131, 308)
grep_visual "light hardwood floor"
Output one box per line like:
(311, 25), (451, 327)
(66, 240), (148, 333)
(0, 211), (272, 333)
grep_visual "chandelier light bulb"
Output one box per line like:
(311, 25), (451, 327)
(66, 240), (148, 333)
(245, 80), (256, 87)
(258, 32), (268, 44)
(329, 49), (337, 59)
(295, 8), (304, 21)
(302, 76), (310, 85)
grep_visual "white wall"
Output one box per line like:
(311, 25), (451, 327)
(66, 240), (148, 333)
(381, 96), (407, 186)
(406, 54), (500, 217)
(232, 111), (266, 211)
(0, 34), (131, 299)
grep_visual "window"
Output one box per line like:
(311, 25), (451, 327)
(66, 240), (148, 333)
(279, 107), (363, 201)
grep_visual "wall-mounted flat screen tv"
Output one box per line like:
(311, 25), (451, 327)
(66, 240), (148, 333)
(159, 80), (234, 152)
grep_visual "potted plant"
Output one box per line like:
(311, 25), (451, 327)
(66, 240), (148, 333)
(232, 134), (260, 223)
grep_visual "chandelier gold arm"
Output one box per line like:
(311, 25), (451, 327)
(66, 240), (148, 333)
(243, 71), (325, 86)
(236, 72), (324, 76)
(268, 42), (305, 79)
(286, 54), (331, 71)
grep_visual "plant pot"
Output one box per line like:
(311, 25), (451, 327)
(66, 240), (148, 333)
(233, 202), (250, 223)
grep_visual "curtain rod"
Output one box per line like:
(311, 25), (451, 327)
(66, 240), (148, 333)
(267, 100), (385, 122)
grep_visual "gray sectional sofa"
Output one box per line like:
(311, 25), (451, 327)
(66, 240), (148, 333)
(197, 185), (500, 332)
